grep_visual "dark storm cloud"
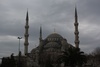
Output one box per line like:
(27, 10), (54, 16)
(0, 0), (100, 57)
(78, 0), (100, 24)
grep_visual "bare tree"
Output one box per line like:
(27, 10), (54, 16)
(92, 47), (100, 56)
(89, 47), (100, 67)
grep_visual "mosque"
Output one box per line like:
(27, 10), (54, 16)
(20, 7), (80, 67)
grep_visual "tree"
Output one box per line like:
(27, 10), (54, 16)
(89, 47), (100, 67)
(0, 53), (16, 67)
(58, 48), (87, 67)
(92, 47), (100, 56)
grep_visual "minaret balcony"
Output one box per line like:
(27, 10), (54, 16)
(24, 34), (29, 37)
(74, 23), (78, 26)
(24, 43), (29, 46)
(25, 26), (29, 28)
(74, 32), (79, 34)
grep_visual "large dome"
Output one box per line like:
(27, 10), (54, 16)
(47, 33), (63, 38)
(46, 33), (63, 42)
(44, 42), (61, 48)
(46, 33), (63, 41)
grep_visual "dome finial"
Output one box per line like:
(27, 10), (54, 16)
(53, 27), (56, 34)
(54, 28), (56, 32)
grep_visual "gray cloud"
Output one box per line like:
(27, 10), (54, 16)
(0, 0), (100, 57)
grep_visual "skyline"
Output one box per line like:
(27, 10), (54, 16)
(0, 0), (100, 57)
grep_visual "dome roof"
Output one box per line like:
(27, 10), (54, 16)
(46, 33), (63, 42)
(44, 42), (61, 48)
(31, 47), (39, 53)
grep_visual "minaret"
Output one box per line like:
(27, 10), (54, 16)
(39, 26), (42, 42)
(74, 7), (79, 48)
(24, 10), (29, 55)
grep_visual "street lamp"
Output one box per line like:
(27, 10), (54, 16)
(18, 37), (22, 52)
(17, 37), (22, 67)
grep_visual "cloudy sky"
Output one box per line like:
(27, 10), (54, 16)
(0, 0), (100, 57)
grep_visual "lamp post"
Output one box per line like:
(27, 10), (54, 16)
(18, 37), (22, 52)
(17, 37), (22, 67)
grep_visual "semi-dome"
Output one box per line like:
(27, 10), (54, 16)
(31, 47), (39, 54)
(46, 33), (63, 42)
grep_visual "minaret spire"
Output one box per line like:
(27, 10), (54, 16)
(24, 10), (29, 55)
(26, 10), (29, 21)
(74, 7), (79, 48)
(39, 25), (42, 42)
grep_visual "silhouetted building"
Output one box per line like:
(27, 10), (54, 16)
(22, 7), (80, 67)
(1, 7), (80, 67)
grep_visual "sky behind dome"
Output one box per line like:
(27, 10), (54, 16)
(0, 0), (100, 57)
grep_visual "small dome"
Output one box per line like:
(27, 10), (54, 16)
(31, 47), (39, 53)
(46, 33), (63, 42)
(44, 42), (61, 48)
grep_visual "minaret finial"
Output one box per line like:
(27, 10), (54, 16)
(74, 7), (79, 48)
(24, 10), (29, 55)
(39, 25), (42, 42)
